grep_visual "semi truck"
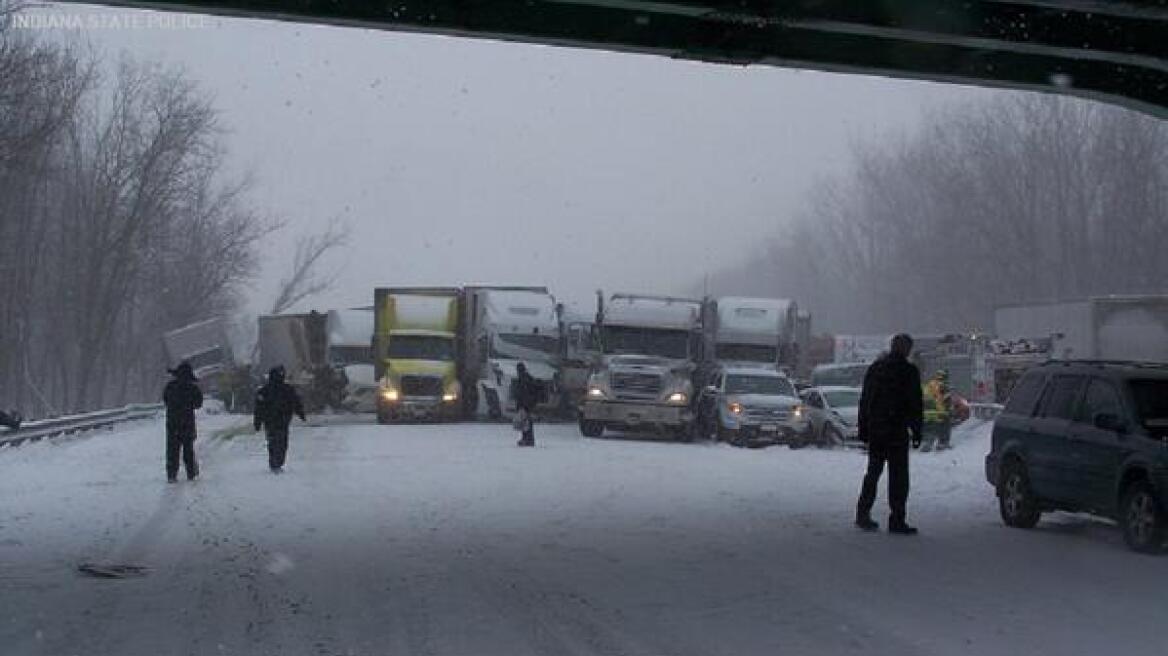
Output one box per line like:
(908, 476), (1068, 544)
(163, 317), (232, 380)
(995, 295), (1168, 363)
(703, 296), (799, 371)
(326, 308), (376, 412)
(257, 310), (346, 411)
(579, 292), (704, 440)
(373, 287), (464, 423)
(461, 286), (561, 420)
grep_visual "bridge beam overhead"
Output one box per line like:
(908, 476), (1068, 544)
(66, 0), (1168, 117)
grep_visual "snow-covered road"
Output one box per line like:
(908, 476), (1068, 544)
(3, 415), (1166, 656)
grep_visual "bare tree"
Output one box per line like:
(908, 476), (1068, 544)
(704, 94), (1168, 335)
(268, 219), (351, 315)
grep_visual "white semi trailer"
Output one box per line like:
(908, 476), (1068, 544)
(995, 295), (1168, 363)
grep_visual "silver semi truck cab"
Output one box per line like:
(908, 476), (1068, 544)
(579, 293), (703, 441)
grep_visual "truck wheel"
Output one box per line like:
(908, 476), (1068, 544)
(1121, 480), (1166, 554)
(998, 461), (1041, 529)
(579, 418), (604, 438)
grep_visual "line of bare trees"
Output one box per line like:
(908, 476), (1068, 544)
(706, 94), (1168, 335)
(0, 21), (266, 416)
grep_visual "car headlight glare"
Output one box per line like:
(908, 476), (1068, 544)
(587, 387), (605, 399)
(728, 402), (743, 415)
(442, 392), (458, 403)
(667, 392), (687, 405)
(793, 404), (804, 418)
(382, 387), (399, 402)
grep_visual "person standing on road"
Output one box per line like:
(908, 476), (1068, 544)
(921, 369), (953, 452)
(0, 408), (21, 432)
(254, 366), (306, 473)
(163, 361), (203, 483)
(855, 333), (924, 535)
(514, 362), (541, 447)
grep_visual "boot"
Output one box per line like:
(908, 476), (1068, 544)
(889, 521), (919, 535)
(855, 515), (879, 532)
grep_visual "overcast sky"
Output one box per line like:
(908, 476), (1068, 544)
(31, 4), (1002, 315)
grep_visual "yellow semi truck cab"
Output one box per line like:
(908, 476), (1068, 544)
(373, 288), (463, 423)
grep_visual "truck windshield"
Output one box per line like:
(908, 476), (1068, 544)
(726, 375), (795, 397)
(493, 333), (559, 356)
(387, 335), (454, 361)
(715, 344), (777, 363)
(604, 326), (689, 359)
(1129, 379), (1168, 427)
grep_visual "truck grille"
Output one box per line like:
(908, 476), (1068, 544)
(400, 375), (443, 398)
(745, 407), (791, 421)
(611, 372), (663, 401)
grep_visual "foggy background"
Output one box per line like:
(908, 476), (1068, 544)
(26, 4), (997, 312)
(5, 3), (1166, 415)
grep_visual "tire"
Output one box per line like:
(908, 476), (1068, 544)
(579, 418), (604, 438)
(1120, 480), (1167, 554)
(998, 461), (1041, 529)
(822, 425), (842, 448)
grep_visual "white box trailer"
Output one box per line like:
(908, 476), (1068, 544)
(162, 318), (232, 381)
(995, 296), (1168, 363)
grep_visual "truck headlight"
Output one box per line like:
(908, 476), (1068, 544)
(443, 381), (460, 403)
(667, 392), (687, 405)
(792, 404), (804, 418)
(587, 387), (606, 399)
(382, 387), (399, 402)
(728, 402), (743, 415)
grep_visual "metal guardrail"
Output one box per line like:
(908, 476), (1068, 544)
(968, 403), (1005, 421)
(0, 404), (164, 448)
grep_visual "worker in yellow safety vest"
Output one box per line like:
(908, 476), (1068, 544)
(921, 369), (953, 452)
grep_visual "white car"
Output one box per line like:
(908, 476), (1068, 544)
(700, 365), (812, 448)
(801, 385), (862, 446)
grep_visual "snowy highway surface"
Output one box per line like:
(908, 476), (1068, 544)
(3, 415), (1166, 656)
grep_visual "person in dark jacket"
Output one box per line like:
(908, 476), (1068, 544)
(163, 361), (203, 482)
(254, 366), (306, 473)
(514, 363), (542, 447)
(855, 333), (924, 534)
(0, 409), (21, 432)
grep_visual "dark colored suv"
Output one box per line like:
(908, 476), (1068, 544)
(985, 361), (1168, 553)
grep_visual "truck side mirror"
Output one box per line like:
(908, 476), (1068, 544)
(1093, 412), (1127, 434)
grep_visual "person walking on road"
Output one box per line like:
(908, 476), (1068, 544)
(163, 361), (203, 482)
(254, 366), (306, 473)
(855, 334), (924, 535)
(514, 362), (541, 447)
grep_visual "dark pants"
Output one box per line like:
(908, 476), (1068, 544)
(267, 429), (289, 469)
(922, 421), (951, 450)
(166, 433), (198, 480)
(857, 441), (910, 525)
(517, 409), (535, 446)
